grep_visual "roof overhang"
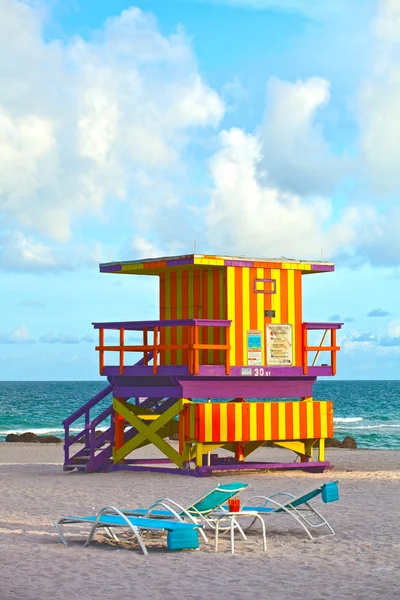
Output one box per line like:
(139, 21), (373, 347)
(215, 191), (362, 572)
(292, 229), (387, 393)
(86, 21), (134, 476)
(100, 254), (334, 275)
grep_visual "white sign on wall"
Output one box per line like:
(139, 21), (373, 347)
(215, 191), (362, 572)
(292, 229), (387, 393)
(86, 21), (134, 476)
(266, 324), (293, 366)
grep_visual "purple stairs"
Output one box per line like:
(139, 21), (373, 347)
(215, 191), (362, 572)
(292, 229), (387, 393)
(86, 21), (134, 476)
(63, 385), (114, 472)
(63, 385), (177, 472)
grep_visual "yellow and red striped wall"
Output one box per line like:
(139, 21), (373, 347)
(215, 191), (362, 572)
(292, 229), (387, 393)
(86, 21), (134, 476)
(183, 401), (333, 443)
(159, 267), (226, 365)
(159, 264), (303, 367)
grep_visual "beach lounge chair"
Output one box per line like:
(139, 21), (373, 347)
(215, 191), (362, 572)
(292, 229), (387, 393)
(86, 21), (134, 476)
(54, 506), (202, 556)
(225, 481), (339, 540)
(122, 481), (249, 542)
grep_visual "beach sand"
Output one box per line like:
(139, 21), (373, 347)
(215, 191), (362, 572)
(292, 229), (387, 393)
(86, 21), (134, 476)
(0, 443), (399, 600)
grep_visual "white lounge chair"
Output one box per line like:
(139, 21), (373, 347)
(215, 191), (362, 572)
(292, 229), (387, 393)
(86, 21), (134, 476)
(54, 505), (202, 555)
(223, 481), (339, 540)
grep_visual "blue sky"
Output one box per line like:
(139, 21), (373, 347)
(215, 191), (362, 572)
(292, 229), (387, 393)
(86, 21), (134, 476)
(1, 0), (400, 380)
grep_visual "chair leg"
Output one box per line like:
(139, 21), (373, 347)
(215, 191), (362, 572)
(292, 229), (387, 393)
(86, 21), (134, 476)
(105, 527), (120, 542)
(302, 506), (335, 537)
(131, 526), (148, 556)
(282, 511), (315, 540)
(84, 522), (98, 547)
(54, 520), (69, 546)
(198, 527), (209, 544)
(84, 523), (149, 555)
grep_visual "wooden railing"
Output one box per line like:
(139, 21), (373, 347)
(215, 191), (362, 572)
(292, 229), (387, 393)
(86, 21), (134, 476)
(92, 319), (231, 376)
(302, 322), (342, 375)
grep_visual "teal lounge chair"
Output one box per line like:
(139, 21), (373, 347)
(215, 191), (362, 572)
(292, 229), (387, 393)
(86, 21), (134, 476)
(223, 481), (339, 540)
(122, 481), (249, 542)
(54, 506), (202, 556)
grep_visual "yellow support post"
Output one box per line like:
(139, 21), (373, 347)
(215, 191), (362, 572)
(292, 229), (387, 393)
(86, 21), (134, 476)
(318, 438), (325, 462)
(195, 442), (203, 467)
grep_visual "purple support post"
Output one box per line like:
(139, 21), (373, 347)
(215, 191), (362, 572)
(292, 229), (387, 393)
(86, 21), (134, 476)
(64, 422), (70, 467)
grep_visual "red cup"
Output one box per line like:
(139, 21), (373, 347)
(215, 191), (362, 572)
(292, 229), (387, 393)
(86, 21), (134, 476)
(228, 498), (241, 512)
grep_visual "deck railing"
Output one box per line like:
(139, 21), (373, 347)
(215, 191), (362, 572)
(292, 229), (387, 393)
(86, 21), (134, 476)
(92, 319), (232, 376)
(92, 319), (342, 377)
(302, 322), (342, 375)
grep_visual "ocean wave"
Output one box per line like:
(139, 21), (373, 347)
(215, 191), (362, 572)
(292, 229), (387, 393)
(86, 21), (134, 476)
(335, 423), (400, 430)
(0, 427), (83, 436)
(334, 417), (363, 423)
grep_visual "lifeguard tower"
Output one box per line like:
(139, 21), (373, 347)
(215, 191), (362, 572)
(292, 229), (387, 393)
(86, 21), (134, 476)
(63, 254), (342, 475)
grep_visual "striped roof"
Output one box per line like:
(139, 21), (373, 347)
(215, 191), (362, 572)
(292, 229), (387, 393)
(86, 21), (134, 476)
(100, 254), (334, 275)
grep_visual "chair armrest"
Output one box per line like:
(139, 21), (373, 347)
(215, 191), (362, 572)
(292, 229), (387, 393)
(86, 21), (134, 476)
(242, 493), (293, 509)
(269, 492), (296, 500)
(241, 495), (296, 512)
(146, 498), (185, 521)
(96, 505), (136, 525)
(146, 499), (201, 529)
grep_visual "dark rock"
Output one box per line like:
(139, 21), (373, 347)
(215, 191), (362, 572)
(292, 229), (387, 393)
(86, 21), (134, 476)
(68, 430), (107, 444)
(19, 432), (40, 442)
(69, 435), (85, 443)
(38, 435), (62, 444)
(169, 433), (179, 441)
(341, 436), (357, 449)
(5, 432), (39, 443)
(325, 438), (342, 448)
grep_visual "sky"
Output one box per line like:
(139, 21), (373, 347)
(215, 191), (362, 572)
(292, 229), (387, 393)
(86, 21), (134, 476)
(1, 0), (400, 380)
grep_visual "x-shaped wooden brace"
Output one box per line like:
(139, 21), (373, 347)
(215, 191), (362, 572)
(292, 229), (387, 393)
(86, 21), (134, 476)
(113, 398), (185, 468)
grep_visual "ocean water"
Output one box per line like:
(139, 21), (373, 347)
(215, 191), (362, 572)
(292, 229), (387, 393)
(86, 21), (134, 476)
(0, 380), (399, 450)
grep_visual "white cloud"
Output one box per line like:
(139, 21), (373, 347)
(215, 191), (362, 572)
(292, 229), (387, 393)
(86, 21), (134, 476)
(0, 324), (31, 343)
(340, 319), (400, 353)
(341, 338), (400, 358)
(129, 235), (185, 259)
(130, 236), (166, 259)
(0, 231), (59, 271)
(367, 308), (392, 317)
(0, 230), (102, 271)
(387, 319), (400, 337)
(205, 126), (369, 259)
(222, 76), (249, 108)
(346, 207), (400, 267)
(81, 334), (95, 344)
(203, 66), (400, 266)
(39, 333), (80, 344)
(2, 0), (400, 273)
(358, 0), (400, 196)
(259, 77), (348, 195)
(0, 1), (224, 250)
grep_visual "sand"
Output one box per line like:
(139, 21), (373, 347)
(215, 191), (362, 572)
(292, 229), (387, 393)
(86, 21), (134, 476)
(0, 443), (399, 600)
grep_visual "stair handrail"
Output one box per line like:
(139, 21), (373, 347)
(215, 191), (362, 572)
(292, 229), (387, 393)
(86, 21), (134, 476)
(63, 384), (113, 426)
(63, 384), (113, 469)
(63, 356), (154, 471)
(88, 405), (114, 471)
